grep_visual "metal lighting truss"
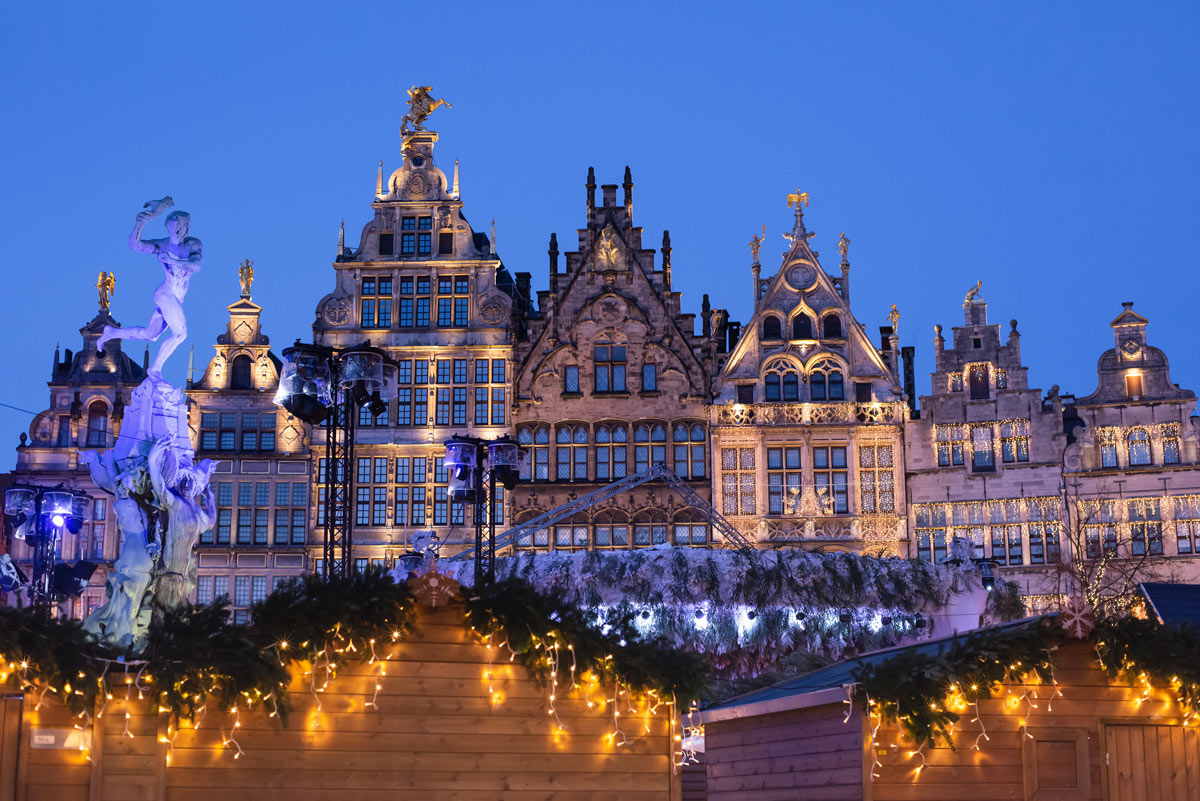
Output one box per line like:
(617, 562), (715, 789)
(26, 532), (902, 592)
(450, 463), (756, 561)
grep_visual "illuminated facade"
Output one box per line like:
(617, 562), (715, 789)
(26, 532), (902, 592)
(709, 203), (908, 552)
(510, 168), (720, 550)
(3, 303), (147, 615)
(310, 126), (531, 563)
(904, 294), (1068, 596)
(1060, 303), (1200, 582)
(187, 281), (312, 622)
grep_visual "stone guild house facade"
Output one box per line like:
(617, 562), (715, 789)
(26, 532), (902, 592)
(708, 202), (909, 553)
(905, 294), (1068, 598)
(2, 303), (147, 615)
(509, 168), (720, 550)
(186, 279), (312, 623)
(309, 126), (531, 565)
(1060, 303), (1200, 589)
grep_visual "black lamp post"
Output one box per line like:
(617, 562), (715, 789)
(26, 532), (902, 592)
(275, 341), (396, 580)
(3, 484), (96, 621)
(444, 434), (520, 586)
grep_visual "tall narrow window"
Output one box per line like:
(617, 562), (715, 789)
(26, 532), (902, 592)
(763, 360), (799, 402)
(1175, 496), (1200, 555)
(971, 425), (995, 470)
(792, 315), (814, 339)
(642, 363), (657, 391)
(762, 316), (782, 340)
(1163, 424), (1181, 465)
(231, 354), (253, 390)
(595, 424), (628, 481)
(1099, 429), (1118, 468)
(822, 315), (842, 339)
(1128, 428), (1152, 466)
(1125, 373), (1143, 400)
(813, 446), (849, 513)
(1000, 419), (1030, 463)
(858, 443), (895, 513)
(556, 426), (589, 481)
(809, 359), (844, 401)
(766, 446), (803, 515)
(85, 401), (108, 447)
(634, 423), (667, 472)
(673, 423), (706, 479)
(720, 448), (756, 516)
(1128, 498), (1163, 556)
(935, 424), (966, 466)
(594, 339), (627, 392)
(989, 500), (1022, 565)
(915, 506), (948, 563)
(518, 426), (550, 480)
(969, 364), (989, 400)
(564, 365), (580, 394)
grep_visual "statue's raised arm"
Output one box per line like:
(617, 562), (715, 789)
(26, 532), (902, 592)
(129, 197), (174, 254)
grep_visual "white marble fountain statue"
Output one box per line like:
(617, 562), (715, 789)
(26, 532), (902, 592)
(81, 197), (216, 652)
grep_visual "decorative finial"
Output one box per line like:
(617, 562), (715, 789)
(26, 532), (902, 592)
(489, 219), (496, 257)
(787, 189), (809, 209)
(784, 189), (814, 246)
(964, 280), (983, 304)
(451, 159), (460, 199)
(400, 86), (451, 135)
(96, 271), (115, 311)
(338, 220), (345, 256)
(748, 225), (766, 265)
(837, 232), (850, 263)
(238, 259), (254, 298)
(376, 160), (384, 198)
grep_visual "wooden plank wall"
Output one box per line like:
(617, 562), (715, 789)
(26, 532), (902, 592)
(704, 702), (864, 801)
(704, 641), (1200, 801)
(8, 600), (676, 801)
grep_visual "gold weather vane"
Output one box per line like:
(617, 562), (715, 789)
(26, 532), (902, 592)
(96, 271), (115, 311)
(239, 259), (254, 297)
(787, 189), (809, 208)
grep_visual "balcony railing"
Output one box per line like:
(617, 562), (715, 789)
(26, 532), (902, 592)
(711, 401), (907, 427)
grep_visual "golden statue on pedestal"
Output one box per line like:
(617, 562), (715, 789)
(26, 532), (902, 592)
(96, 271), (115, 311)
(401, 86), (452, 135)
(238, 259), (254, 297)
(787, 189), (810, 208)
(748, 225), (766, 264)
(837, 232), (850, 261)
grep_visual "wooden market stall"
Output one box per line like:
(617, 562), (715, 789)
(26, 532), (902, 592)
(697, 618), (1200, 801)
(3, 578), (677, 801)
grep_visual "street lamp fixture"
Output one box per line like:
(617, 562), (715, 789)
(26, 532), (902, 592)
(3, 484), (96, 619)
(444, 434), (523, 587)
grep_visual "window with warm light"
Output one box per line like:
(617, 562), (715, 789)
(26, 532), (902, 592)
(1127, 428), (1152, 466)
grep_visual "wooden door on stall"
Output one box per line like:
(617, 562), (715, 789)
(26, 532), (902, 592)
(1105, 724), (1200, 801)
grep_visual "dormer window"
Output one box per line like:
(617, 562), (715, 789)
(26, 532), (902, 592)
(822, 315), (842, 339)
(792, 314), (814, 340)
(1125, 372), (1143, 400)
(400, 217), (432, 255)
(968, 364), (990, 400)
(762, 316), (782, 341)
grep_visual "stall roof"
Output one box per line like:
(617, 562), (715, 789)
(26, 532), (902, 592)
(1140, 583), (1200, 626)
(698, 617), (1048, 725)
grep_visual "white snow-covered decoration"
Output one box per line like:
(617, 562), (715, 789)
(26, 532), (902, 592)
(436, 548), (1010, 677)
(1060, 596), (1096, 639)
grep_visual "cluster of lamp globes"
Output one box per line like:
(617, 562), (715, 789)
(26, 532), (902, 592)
(1, 485), (98, 600)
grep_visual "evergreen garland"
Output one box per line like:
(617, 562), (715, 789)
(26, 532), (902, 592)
(852, 618), (1061, 748)
(463, 577), (709, 703)
(1095, 616), (1200, 715)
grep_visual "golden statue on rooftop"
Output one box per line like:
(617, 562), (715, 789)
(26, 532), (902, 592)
(401, 85), (452, 135)
(787, 189), (809, 209)
(837, 232), (850, 261)
(96, 271), (115, 311)
(748, 225), (766, 264)
(238, 259), (254, 297)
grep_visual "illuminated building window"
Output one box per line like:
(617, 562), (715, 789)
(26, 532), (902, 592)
(1082, 501), (1117, 559)
(721, 447), (756, 516)
(1125, 373), (1143, 400)
(809, 359), (844, 401)
(1000, 419), (1030, 463)
(995, 369), (1007, 389)
(767, 446), (803, 515)
(949, 372), (963, 392)
(56, 415), (71, 446)
(401, 216), (416, 254)
(1175, 496), (1200, 554)
(1099, 428), (1118, 468)
(1164, 424), (1181, 464)
(453, 388), (467, 425)
(564, 365), (580, 394)
(915, 505), (947, 563)
(633, 509), (669, 547)
(1128, 499), (1163, 556)
(813, 446), (848, 513)
(859, 443), (894, 514)
(935, 424), (966, 466)
(950, 503), (985, 560)
(1127, 428), (1152, 466)
(642, 362), (657, 392)
(968, 363), (989, 400)
(1027, 499), (1060, 565)
(989, 500), (1022, 565)
(593, 510), (630, 549)
(474, 387), (488, 425)
(85, 401), (108, 447)
(971, 425), (995, 471)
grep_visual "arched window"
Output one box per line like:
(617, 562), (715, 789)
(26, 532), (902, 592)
(1128, 429), (1152, 466)
(553, 513), (590, 551)
(514, 509), (550, 549)
(595, 424), (628, 480)
(809, 359), (845, 401)
(556, 425), (589, 480)
(672, 508), (708, 545)
(231, 354), (253, 390)
(518, 425), (550, 480)
(672, 422), (706, 478)
(594, 509), (630, 549)
(822, 315), (842, 339)
(792, 314), (814, 340)
(632, 508), (668, 547)
(763, 360), (800, 402)
(762, 316), (782, 340)
(634, 423), (667, 472)
(85, 401), (108, 447)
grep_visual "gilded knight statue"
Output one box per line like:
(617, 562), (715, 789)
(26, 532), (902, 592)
(98, 197), (202, 380)
(401, 85), (452, 135)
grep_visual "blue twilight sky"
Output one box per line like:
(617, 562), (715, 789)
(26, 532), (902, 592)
(1, 2), (1198, 469)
